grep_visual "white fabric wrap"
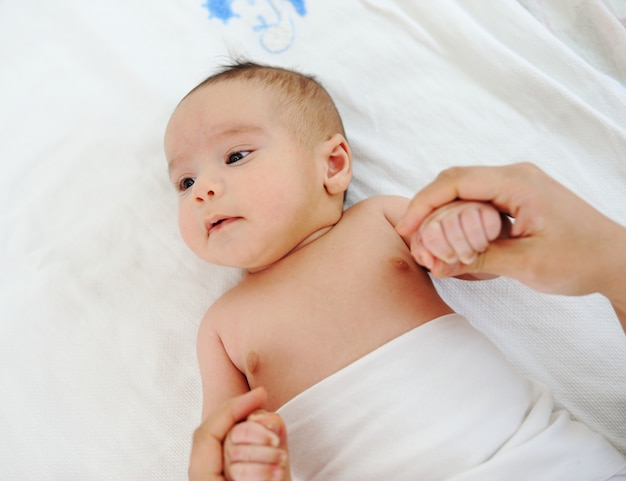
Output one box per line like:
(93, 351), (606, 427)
(279, 314), (626, 481)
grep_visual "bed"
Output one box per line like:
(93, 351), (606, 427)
(1, 0), (625, 479)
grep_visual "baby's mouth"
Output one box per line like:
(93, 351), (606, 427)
(207, 216), (240, 235)
(208, 218), (226, 233)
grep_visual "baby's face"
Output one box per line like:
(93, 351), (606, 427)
(164, 79), (328, 271)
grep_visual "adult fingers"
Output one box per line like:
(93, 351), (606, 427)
(205, 388), (268, 445)
(429, 237), (532, 283)
(189, 388), (267, 481)
(396, 165), (507, 236)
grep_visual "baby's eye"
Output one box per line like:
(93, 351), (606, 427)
(178, 177), (195, 192)
(226, 151), (250, 165)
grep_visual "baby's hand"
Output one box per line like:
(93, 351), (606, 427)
(410, 201), (503, 275)
(224, 410), (290, 481)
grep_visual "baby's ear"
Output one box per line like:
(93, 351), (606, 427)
(322, 133), (352, 195)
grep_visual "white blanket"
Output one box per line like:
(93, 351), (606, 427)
(280, 314), (626, 481)
(1, 1), (625, 479)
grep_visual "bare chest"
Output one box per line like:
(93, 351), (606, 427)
(214, 209), (451, 409)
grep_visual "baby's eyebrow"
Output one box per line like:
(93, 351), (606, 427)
(213, 124), (265, 138)
(166, 154), (185, 178)
(167, 161), (178, 179)
(166, 124), (265, 177)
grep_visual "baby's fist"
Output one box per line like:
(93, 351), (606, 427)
(224, 411), (290, 481)
(412, 201), (502, 274)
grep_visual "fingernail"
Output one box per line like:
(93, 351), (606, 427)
(416, 252), (430, 269)
(410, 246), (428, 268)
(272, 466), (284, 481)
(269, 433), (280, 448)
(247, 412), (265, 421)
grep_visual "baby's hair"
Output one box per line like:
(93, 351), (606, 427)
(185, 60), (346, 147)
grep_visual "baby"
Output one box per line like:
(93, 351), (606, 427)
(165, 62), (626, 481)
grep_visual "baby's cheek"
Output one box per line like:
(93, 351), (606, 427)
(178, 211), (204, 253)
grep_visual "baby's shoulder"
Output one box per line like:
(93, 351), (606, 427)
(199, 281), (246, 328)
(345, 195), (410, 227)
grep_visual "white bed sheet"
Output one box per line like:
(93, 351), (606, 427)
(1, 1), (625, 479)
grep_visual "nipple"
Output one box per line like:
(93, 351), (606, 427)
(391, 257), (409, 270)
(247, 351), (260, 376)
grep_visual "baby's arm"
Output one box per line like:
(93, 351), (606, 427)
(224, 411), (290, 481)
(192, 309), (259, 479)
(410, 201), (506, 277)
(194, 305), (291, 481)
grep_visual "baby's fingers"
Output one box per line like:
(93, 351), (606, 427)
(225, 421), (288, 481)
(419, 203), (502, 266)
(419, 215), (472, 265)
(228, 460), (286, 481)
(457, 206), (491, 261)
(229, 420), (280, 447)
(247, 412), (287, 441)
(229, 443), (287, 466)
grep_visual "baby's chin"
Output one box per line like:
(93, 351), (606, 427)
(198, 252), (281, 274)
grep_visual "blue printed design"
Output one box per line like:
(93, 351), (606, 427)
(287, 0), (306, 16)
(203, 0), (239, 23)
(203, 0), (307, 54)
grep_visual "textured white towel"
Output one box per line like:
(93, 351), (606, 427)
(1, 1), (625, 479)
(280, 314), (626, 481)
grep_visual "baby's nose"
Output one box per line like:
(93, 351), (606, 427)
(193, 174), (223, 201)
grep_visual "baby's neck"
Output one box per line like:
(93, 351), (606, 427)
(246, 223), (337, 275)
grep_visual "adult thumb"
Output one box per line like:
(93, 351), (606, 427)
(431, 238), (526, 280)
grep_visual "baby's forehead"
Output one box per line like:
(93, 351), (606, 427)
(174, 73), (326, 144)
(169, 80), (291, 137)
(196, 76), (281, 99)
(198, 78), (302, 121)
(180, 78), (285, 116)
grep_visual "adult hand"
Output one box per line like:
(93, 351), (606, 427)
(396, 163), (626, 331)
(189, 388), (268, 481)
